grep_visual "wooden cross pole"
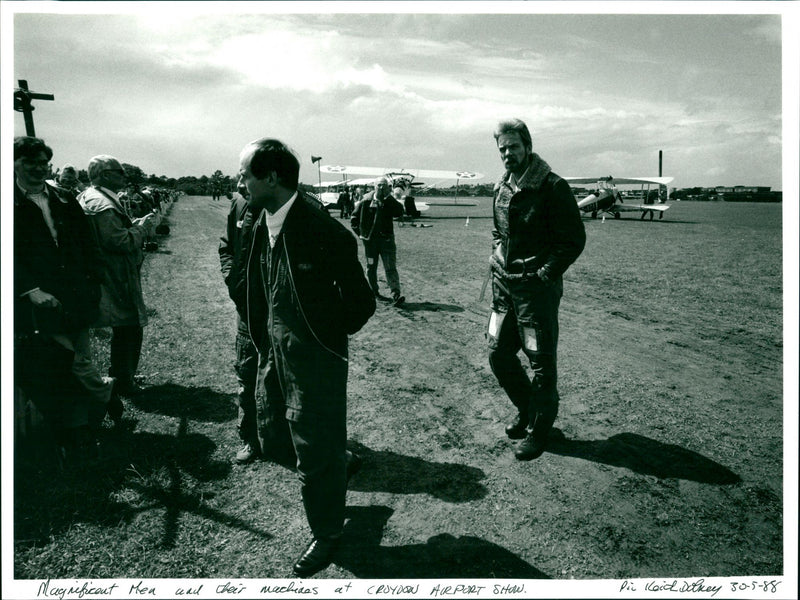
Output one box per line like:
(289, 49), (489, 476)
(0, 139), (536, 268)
(14, 80), (54, 137)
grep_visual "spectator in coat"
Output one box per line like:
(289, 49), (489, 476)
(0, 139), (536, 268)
(350, 176), (406, 306)
(54, 164), (85, 196)
(219, 183), (260, 463)
(14, 137), (114, 464)
(79, 156), (158, 414)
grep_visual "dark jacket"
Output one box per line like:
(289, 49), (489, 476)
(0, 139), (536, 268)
(14, 181), (103, 334)
(491, 153), (585, 283)
(246, 195), (376, 360)
(350, 192), (404, 241)
(219, 194), (255, 321)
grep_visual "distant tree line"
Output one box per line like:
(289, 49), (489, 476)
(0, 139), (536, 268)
(60, 162), (782, 203)
(67, 164), (236, 196)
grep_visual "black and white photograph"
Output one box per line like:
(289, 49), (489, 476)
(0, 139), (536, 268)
(2, 2), (797, 598)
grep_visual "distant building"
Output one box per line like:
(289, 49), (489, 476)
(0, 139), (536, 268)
(709, 186), (781, 202)
(675, 186), (781, 202)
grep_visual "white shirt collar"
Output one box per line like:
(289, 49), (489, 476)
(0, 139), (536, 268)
(509, 165), (530, 193)
(265, 192), (298, 247)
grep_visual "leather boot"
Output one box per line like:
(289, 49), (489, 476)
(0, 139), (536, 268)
(514, 411), (556, 461)
(505, 412), (528, 440)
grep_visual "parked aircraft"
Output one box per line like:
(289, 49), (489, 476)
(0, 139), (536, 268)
(310, 179), (351, 208)
(565, 176), (674, 220)
(319, 165), (484, 212)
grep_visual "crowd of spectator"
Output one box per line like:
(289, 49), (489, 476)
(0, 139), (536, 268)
(14, 135), (179, 469)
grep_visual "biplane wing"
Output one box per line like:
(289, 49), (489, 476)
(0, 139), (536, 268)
(320, 165), (484, 181)
(565, 176), (674, 186)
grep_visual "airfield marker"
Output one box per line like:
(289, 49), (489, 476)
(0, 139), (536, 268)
(465, 216), (470, 226)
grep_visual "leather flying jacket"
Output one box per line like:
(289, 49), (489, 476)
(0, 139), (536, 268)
(491, 153), (586, 283)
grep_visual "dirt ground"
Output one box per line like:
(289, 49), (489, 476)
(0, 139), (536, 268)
(336, 200), (784, 581)
(12, 197), (788, 590)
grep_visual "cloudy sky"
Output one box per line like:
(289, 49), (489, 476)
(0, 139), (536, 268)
(5, 3), (796, 190)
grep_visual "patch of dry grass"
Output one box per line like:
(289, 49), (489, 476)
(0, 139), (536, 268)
(13, 198), (785, 581)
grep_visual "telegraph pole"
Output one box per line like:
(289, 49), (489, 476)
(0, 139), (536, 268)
(14, 79), (54, 137)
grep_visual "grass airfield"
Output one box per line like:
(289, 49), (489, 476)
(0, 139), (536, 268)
(13, 196), (787, 584)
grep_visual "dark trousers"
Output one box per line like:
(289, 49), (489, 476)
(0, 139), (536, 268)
(255, 348), (348, 540)
(234, 319), (258, 444)
(488, 275), (562, 427)
(363, 236), (401, 297)
(109, 325), (143, 389)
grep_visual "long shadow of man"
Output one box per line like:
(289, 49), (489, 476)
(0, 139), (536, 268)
(346, 441), (488, 502)
(546, 430), (740, 484)
(336, 505), (549, 579)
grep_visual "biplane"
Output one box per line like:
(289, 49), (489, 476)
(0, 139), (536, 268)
(319, 164), (484, 213)
(565, 176), (674, 220)
(310, 179), (351, 208)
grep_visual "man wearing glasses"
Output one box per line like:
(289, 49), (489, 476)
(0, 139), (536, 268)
(14, 136), (115, 464)
(79, 155), (158, 418)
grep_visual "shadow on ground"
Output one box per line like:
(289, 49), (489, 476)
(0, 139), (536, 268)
(337, 505), (548, 578)
(347, 442), (486, 502)
(132, 383), (234, 423)
(397, 301), (464, 313)
(547, 430), (741, 484)
(13, 417), (269, 556)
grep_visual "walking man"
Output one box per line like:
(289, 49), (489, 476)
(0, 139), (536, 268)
(239, 138), (375, 576)
(350, 176), (405, 306)
(487, 118), (586, 460)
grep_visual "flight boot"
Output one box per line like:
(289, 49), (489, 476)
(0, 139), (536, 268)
(514, 410), (556, 461)
(505, 412), (529, 440)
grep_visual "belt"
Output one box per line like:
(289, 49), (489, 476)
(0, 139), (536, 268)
(490, 254), (542, 280)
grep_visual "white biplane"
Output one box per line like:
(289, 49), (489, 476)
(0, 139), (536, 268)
(565, 176), (674, 220)
(310, 179), (352, 208)
(319, 164), (484, 213)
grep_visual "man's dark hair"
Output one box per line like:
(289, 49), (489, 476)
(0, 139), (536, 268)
(493, 119), (532, 152)
(14, 136), (53, 161)
(248, 138), (300, 189)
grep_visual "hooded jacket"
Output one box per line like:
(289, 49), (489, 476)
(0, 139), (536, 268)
(79, 186), (149, 327)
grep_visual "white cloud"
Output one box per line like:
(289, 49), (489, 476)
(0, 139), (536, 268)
(9, 12), (785, 189)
